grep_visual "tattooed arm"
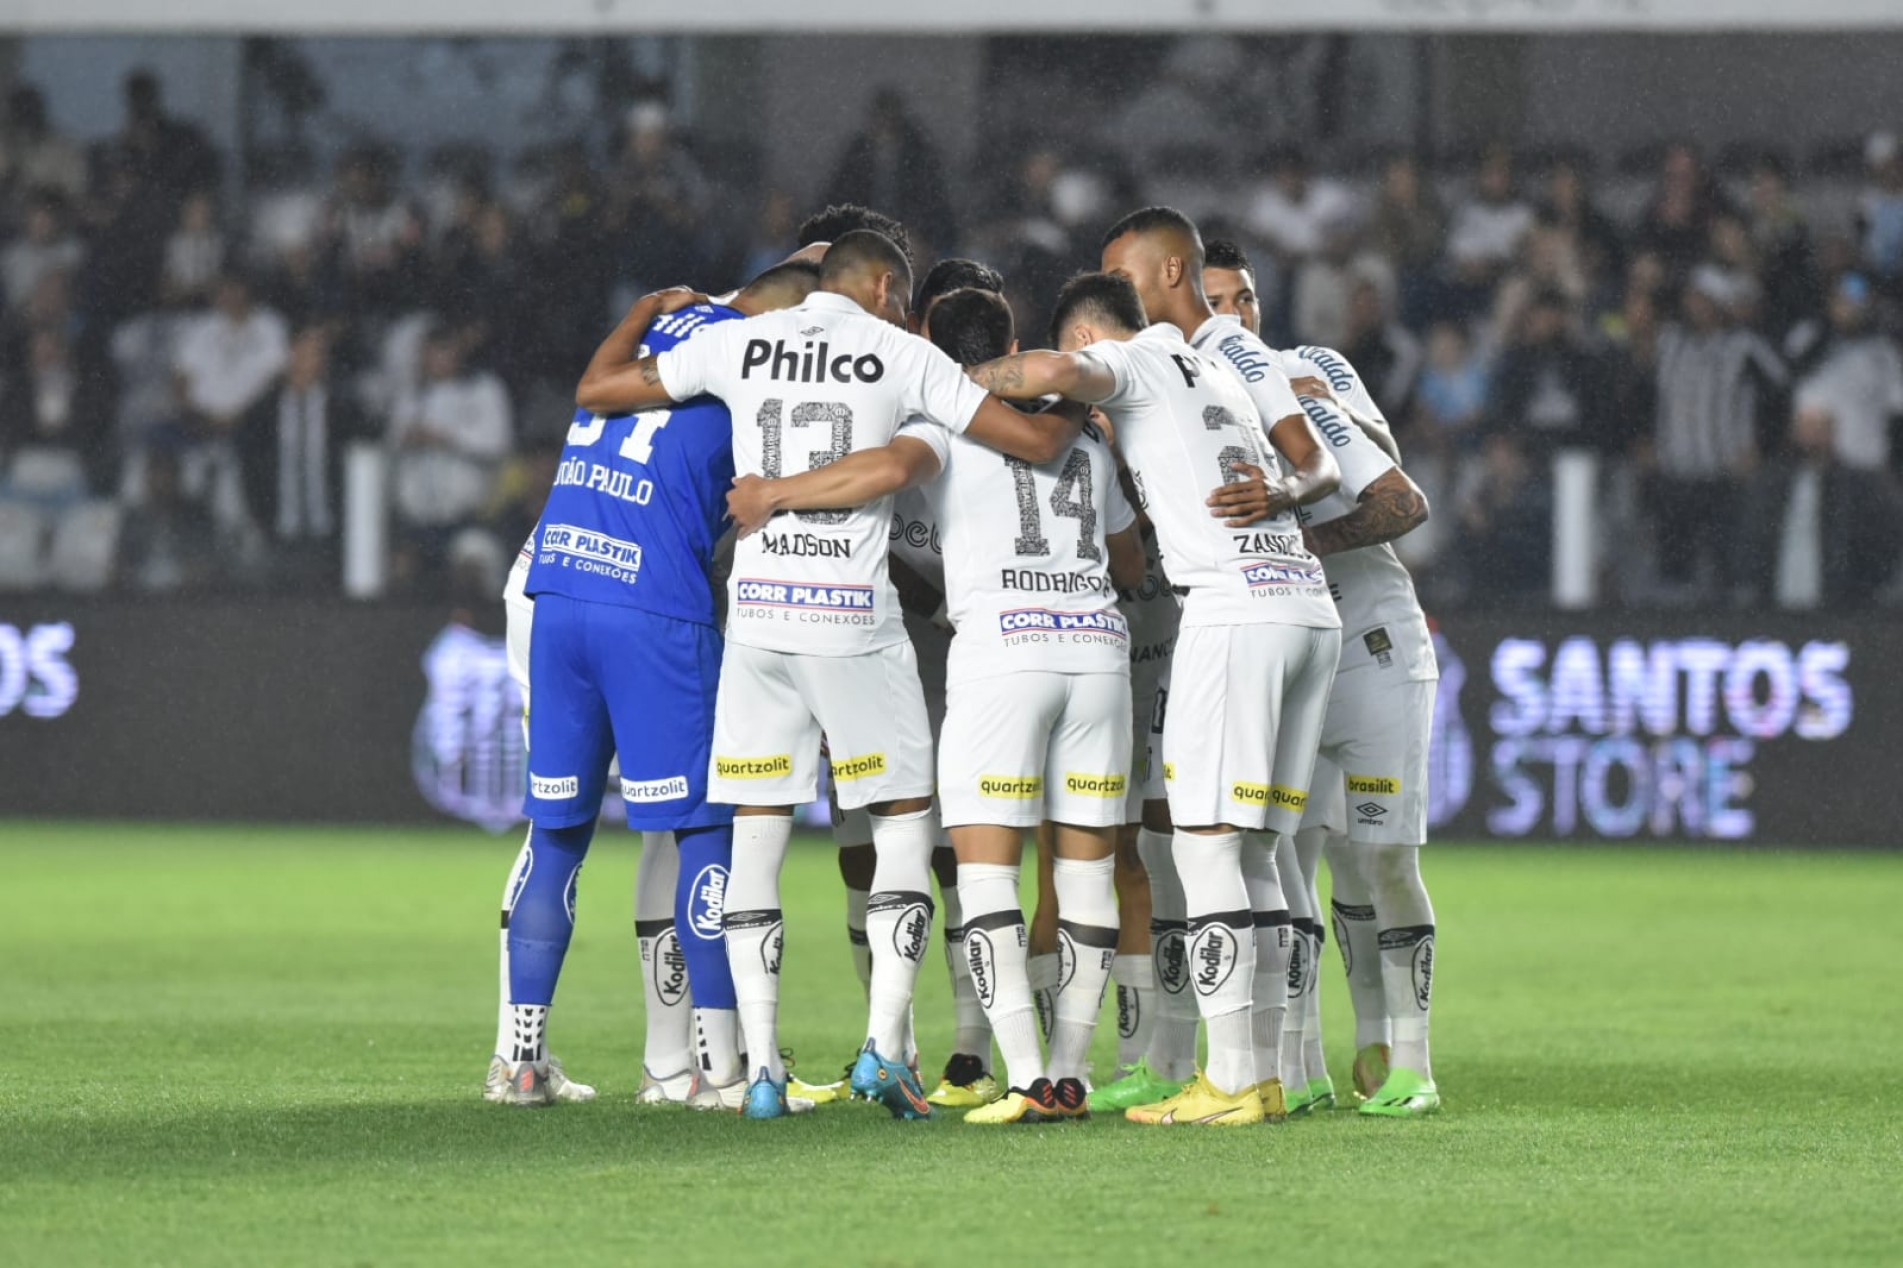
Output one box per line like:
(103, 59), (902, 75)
(966, 350), (1120, 406)
(575, 286), (707, 413)
(1301, 467), (1430, 557)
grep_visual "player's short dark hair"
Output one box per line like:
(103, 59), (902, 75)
(1048, 272), (1148, 347)
(1101, 205), (1205, 272)
(924, 288), (1014, 367)
(820, 230), (914, 291)
(741, 257), (822, 296)
(914, 257), (1005, 315)
(1203, 237), (1253, 276)
(797, 203), (913, 268)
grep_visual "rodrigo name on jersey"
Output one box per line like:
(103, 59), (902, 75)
(654, 291), (988, 656)
(525, 304), (740, 627)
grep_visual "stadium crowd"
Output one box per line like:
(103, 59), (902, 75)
(2, 68), (1901, 607)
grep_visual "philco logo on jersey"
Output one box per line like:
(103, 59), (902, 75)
(998, 608), (1130, 637)
(1347, 774), (1402, 796)
(980, 775), (1043, 798)
(740, 338), (885, 384)
(761, 532), (851, 559)
(1064, 772), (1127, 797)
(621, 775), (689, 803)
(1242, 561), (1323, 589)
(1215, 333), (1274, 383)
(686, 864), (727, 939)
(831, 753), (887, 782)
(735, 579), (875, 611)
(716, 755), (793, 779)
(530, 773), (579, 799)
(1232, 781), (1308, 811)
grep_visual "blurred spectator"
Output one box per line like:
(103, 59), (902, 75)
(605, 101), (714, 292)
(1746, 155), (1815, 336)
(0, 327), (112, 497)
(1367, 152), (1445, 323)
(826, 88), (957, 257)
(1637, 143), (1732, 278)
(1785, 380), (1903, 607)
(110, 308), (187, 455)
(118, 446), (224, 595)
(1247, 145), (1358, 265)
(0, 86), (86, 208)
(324, 145), (422, 315)
(1411, 321), (1490, 451)
(242, 327), (362, 587)
(739, 189), (800, 281)
(112, 69), (219, 210)
(388, 329), (512, 581)
(1454, 431), (1552, 603)
(1649, 267), (1787, 598)
(1488, 289), (1602, 454)
(1445, 144), (1535, 281)
(161, 190), (225, 308)
(1291, 216), (1387, 349)
(1537, 154), (1623, 296)
(1858, 131), (1903, 294)
(1489, 219), (1587, 351)
(2, 189), (85, 312)
(173, 275), (291, 524)
(1338, 276), (1421, 418)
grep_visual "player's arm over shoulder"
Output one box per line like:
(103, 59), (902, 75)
(1302, 465), (1430, 558)
(575, 288), (712, 413)
(725, 426), (946, 536)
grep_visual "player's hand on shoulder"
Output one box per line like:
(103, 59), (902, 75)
(1207, 460), (1294, 527)
(1288, 374), (1333, 401)
(648, 286), (709, 315)
(726, 474), (781, 537)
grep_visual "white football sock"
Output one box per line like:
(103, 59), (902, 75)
(959, 863), (1043, 1090)
(1369, 842), (1436, 1081)
(1112, 953), (1157, 1072)
(1173, 829), (1255, 1096)
(1050, 855), (1118, 1082)
(939, 868), (991, 1061)
(695, 1008), (741, 1086)
(508, 1003), (549, 1066)
(845, 885), (871, 997)
(1292, 827), (1329, 1083)
(634, 831), (692, 1078)
(1028, 952), (1060, 1044)
(1242, 833), (1291, 1091)
(1275, 834), (1314, 1092)
(1137, 825), (1197, 1081)
(495, 827), (533, 1058)
(865, 808), (936, 1057)
(725, 816), (791, 1082)
(1325, 835), (1390, 1050)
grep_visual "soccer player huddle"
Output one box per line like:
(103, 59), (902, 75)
(484, 200), (1443, 1127)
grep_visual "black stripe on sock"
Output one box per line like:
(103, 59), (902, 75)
(1253, 908), (1292, 929)
(1058, 919), (1120, 950)
(1331, 901), (1376, 922)
(965, 908), (1027, 935)
(499, 910), (510, 931)
(944, 924), (967, 943)
(846, 928), (869, 946)
(724, 908), (783, 932)
(1150, 918), (1187, 937)
(634, 918), (674, 938)
(867, 890), (935, 916)
(1187, 908), (1253, 934)
(1378, 924), (1435, 951)
(1290, 916), (1320, 938)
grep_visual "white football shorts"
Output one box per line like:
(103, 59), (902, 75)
(710, 639), (934, 811)
(938, 670), (1132, 830)
(1161, 622), (1341, 834)
(1129, 653), (1170, 820)
(1297, 671), (1434, 846)
(832, 612), (950, 846)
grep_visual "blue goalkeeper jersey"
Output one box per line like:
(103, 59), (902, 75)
(524, 303), (740, 627)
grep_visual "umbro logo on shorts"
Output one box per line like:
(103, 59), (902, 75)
(716, 755), (793, 779)
(1356, 802), (1388, 821)
(530, 774), (579, 799)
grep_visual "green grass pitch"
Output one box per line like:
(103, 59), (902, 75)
(4, 822), (1901, 1267)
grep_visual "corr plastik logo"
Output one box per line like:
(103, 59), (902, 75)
(530, 773), (580, 799)
(734, 579), (875, 611)
(622, 775), (690, 803)
(1242, 561), (1322, 589)
(716, 754), (793, 779)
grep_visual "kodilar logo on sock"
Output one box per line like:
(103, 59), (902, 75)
(1189, 925), (1237, 996)
(762, 921), (784, 976)
(1286, 929), (1308, 993)
(1117, 984), (1140, 1038)
(1412, 936), (1435, 1011)
(1057, 930), (1077, 991)
(967, 931), (996, 1009)
(687, 865), (727, 939)
(653, 928), (687, 1007)
(1156, 928), (1188, 994)
(895, 903), (930, 962)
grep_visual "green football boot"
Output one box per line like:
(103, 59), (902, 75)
(1086, 1058), (1187, 1113)
(1358, 1068), (1441, 1118)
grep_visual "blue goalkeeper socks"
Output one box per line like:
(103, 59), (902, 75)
(507, 821), (595, 1011)
(675, 824), (736, 1010)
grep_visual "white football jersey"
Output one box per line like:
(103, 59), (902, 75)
(1288, 343), (1389, 426)
(655, 291), (989, 656)
(1291, 392), (1437, 682)
(888, 486), (945, 596)
(903, 415), (1136, 682)
(1078, 323), (1337, 631)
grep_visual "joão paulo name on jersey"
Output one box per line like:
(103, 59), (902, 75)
(1078, 322), (1337, 632)
(904, 412), (1136, 681)
(524, 303), (740, 628)
(654, 290), (989, 656)
(1290, 390), (1437, 682)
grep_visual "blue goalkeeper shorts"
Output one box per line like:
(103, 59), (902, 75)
(522, 592), (731, 832)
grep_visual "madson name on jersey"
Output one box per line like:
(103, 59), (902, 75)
(760, 531), (851, 559)
(741, 338), (884, 384)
